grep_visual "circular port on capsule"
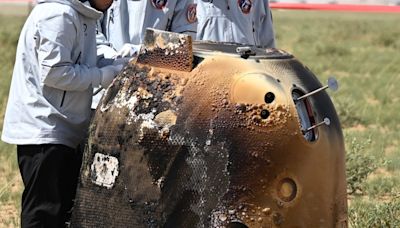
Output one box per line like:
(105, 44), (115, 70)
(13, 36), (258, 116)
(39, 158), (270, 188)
(264, 92), (275, 104)
(277, 178), (297, 202)
(227, 221), (249, 228)
(260, 109), (270, 119)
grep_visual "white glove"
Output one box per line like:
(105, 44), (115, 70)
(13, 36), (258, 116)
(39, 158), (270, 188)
(114, 43), (141, 58)
(99, 64), (123, 88)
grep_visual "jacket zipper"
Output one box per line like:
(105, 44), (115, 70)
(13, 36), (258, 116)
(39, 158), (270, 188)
(60, 51), (81, 107)
(60, 91), (66, 107)
(166, 18), (172, 31)
(107, 8), (114, 39)
(252, 20), (257, 46)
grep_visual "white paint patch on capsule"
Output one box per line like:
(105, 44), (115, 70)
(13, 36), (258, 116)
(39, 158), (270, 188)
(115, 91), (139, 110)
(91, 153), (119, 189)
(136, 113), (157, 139)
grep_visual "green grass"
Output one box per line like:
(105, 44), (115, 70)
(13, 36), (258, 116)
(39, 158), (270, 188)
(1, 10), (400, 227)
(0, 14), (25, 228)
(365, 175), (400, 197)
(349, 197), (400, 228)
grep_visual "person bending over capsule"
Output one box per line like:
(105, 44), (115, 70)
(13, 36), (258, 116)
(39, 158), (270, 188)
(1, 0), (124, 226)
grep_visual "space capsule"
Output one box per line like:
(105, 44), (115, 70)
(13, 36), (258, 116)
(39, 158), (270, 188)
(70, 29), (347, 228)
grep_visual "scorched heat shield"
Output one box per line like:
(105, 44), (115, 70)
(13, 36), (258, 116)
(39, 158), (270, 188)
(70, 29), (347, 228)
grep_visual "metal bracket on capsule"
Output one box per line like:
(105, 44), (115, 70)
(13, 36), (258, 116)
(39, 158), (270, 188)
(293, 77), (338, 140)
(302, 117), (331, 134)
(295, 77), (338, 102)
(236, 46), (256, 59)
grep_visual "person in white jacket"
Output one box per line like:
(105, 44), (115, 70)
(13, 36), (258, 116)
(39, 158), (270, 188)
(1, 0), (121, 226)
(196, 0), (276, 48)
(92, 0), (198, 108)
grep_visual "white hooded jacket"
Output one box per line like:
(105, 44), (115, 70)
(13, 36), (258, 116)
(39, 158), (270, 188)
(1, 0), (103, 148)
(196, 0), (275, 48)
(96, 0), (197, 57)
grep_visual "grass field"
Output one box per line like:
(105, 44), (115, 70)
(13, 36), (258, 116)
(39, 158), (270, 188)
(1, 9), (400, 227)
(0, 12), (25, 227)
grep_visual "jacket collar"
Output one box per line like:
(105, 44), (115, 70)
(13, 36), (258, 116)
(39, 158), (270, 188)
(37, 0), (102, 19)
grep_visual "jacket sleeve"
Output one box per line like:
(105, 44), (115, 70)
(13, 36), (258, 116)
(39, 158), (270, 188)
(259, 0), (276, 48)
(96, 13), (118, 66)
(170, 0), (197, 38)
(37, 12), (102, 91)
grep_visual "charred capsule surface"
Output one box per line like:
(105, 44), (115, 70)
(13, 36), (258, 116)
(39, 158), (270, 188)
(71, 32), (347, 228)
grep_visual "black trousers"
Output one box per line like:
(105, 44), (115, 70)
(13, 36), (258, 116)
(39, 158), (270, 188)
(17, 144), (82, 228)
